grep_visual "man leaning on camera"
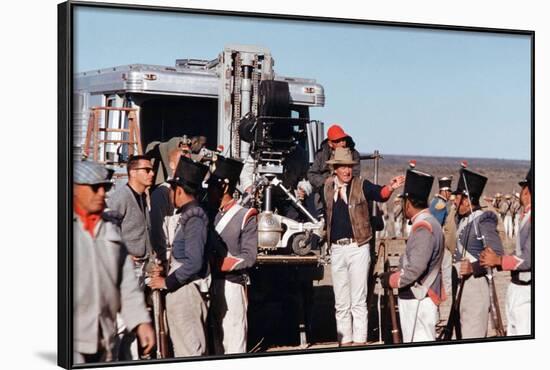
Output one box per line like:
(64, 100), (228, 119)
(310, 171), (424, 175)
(323, 147), (404, 346)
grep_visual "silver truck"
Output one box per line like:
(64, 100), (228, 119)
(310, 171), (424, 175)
(74, 44), (327, 262)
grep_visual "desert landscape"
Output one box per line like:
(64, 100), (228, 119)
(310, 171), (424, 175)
(248, 154), (531, 352)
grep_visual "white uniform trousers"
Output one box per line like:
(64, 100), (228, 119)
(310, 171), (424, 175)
(504, 214), (513, 239)
(166, 281), (208, 357)
(506, 283), (531, 336)
(330, 242), (370, 343)
(394, 219), (402, 237)
(211, 278), (248, 354)
(460, 275), (490, 339)
(398, 297), (438, 342)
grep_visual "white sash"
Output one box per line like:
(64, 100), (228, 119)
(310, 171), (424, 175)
(215, 204), (243, 235)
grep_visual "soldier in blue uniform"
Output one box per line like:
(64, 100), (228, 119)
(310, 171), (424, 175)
(429, 176), (454, 304)
(429, 176), (453, 225)
(207, 156), (258, 354)
(148, 157), (210, 357)
(452, 167), (504, 339)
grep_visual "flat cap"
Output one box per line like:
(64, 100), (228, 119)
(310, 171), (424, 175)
(74, 160), (113, 185)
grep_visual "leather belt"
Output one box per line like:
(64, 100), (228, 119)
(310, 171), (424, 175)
(334, 238), (355, 246)
(511, 278), (531, 286)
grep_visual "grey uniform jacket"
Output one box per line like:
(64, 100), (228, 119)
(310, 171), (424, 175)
(210, 204), (258, 284)
(165, 201), (209, 292)
(505, 209), (531, 283)
(396, 210), (445, 303)
(454, 209), (504, 277)
(107, 184), (152, 257)
(73, 213), (150, 355)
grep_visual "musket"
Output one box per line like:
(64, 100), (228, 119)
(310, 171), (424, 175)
(380, 260), (402, 344)
(146, 256), (170, 359)
(439, 262), (465, 340)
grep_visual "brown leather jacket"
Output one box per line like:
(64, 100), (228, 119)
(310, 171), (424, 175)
(324, 176), (373, 246)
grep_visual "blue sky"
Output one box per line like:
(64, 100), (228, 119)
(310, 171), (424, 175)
(74, 6), (531, 160)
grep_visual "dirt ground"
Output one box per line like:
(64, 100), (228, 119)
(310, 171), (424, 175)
(248, 233), (515, 353)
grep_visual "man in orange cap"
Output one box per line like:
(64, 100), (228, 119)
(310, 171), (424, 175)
(307, 124), (361, 217)
(308, 124), (361, 192)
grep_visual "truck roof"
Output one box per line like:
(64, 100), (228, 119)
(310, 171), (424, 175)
(75, 62), (325, 107)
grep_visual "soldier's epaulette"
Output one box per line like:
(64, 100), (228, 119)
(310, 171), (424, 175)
(242, 208), (259, 230)
(102, 209), (123, 226)
(434, 199), (446, 210)
(179, 205), (208, 226)
(478, 210), (498, 223)
(413, 220), (433, 233)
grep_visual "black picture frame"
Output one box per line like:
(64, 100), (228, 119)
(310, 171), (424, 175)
(58, 1), (534, 369)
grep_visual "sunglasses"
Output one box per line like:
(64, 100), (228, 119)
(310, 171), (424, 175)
(89, 183), (113, 193)
(135, 167), (154, 174)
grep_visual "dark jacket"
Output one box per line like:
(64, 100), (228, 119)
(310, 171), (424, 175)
(107, 184), (152, 258)
(307, 137), (361, 191)
(454, 209), (504, 277)
(165, 201), (209, 292)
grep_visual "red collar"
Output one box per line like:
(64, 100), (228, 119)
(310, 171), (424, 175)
(74, 204), (102, 238)
(220, 199), (237, 213)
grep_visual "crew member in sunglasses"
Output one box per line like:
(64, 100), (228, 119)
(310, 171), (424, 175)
(106, 154), (156, 359)
(73, 160), (155, 364)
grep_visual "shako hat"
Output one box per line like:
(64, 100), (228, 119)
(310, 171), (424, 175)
(438, 176), (453, 191)
(452, 167), (487, 202)
(518, 168), (532, 192)
(168, 156), (208, 190)
(209, 155), (244, 187)
(401, 169), (434, 203)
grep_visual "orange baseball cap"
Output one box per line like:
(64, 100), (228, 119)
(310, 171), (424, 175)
(327, 124), (348, 141)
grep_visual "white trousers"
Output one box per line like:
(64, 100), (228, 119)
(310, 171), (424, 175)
(211, 279), (248, 354)
(504, 215), (513, 239)
(460, 275), (490, 339)
(330, 242), (370, 343)
(166, 282), (208, 357)
(506, 283), (531, 336)
(405, 222), (412, 238)
(394, 219), (402, 237)
(513, 215), (520, 238)
(441, 249), (453, 301)
(398, 297), (438, 343)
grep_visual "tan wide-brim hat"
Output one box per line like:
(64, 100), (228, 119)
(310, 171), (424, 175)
(326, 147), (358, 165)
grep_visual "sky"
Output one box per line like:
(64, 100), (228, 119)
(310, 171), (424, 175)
(74, 5), (532, 160)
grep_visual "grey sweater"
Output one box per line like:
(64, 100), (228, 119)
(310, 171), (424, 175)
(107, 184), (152, 258)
